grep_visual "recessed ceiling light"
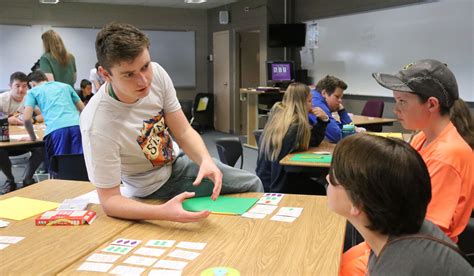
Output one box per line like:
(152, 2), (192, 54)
(39, 0), (59, 4)
(184, 0), (207, 3)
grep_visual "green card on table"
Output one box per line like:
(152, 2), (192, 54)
(182, 196), (258, 215)
(290, 153), (332, 163)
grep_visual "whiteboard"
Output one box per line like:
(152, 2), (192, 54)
(305, 0), (474, 102)
(0, 25), (195, 90)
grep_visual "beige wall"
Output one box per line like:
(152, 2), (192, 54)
(0, 0), (209, 100)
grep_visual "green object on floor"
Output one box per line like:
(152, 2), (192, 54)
(182, 196), (258, 215)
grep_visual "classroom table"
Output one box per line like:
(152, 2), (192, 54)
(337, 114), (397, 127)
(280, 141), (336, 168)
(240, 88), (284, 149)
(0, 179), (133, 275)
(0, 124), (45, 150)
(60, 193), (346, 275)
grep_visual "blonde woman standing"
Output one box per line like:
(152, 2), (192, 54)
(39, 30), (77, 87)
(256, 82), (329, 193)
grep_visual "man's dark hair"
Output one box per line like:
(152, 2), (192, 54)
(28, 70), (48, 83)
(10, 72), (28, 84)
(329, 134), (431, 236)
(95, 22), (150, 73)
(80, 79), (92, 89)
(315, 75), (348, 95)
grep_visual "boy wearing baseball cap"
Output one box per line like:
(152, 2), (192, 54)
(340, 59), (473, 275)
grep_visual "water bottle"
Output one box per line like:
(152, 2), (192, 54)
(0, 112), (10, 142)
(342, 124), (356, 138)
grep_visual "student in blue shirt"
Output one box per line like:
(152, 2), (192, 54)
(308, 75), (352, 143)
(23, 70), (85, 173)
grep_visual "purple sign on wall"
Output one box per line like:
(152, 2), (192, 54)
(271, 63), (291, 81)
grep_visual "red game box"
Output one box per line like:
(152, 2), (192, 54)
(35, 210), (96, 226)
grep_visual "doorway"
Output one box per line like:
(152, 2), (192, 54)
(213, 30), (231, 133)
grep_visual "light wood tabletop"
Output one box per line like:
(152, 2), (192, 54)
(344, 114), (397, 126)
(280, 141), (336, 168)
(0, 179), (133, 276)
(61, 193), (346, 276)
(0, 123), (45, 148)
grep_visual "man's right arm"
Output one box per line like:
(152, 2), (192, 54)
(96, 186), (210, 222)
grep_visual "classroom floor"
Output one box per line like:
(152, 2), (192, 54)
(0, 131), (259, 195)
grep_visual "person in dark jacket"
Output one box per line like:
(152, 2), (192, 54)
(256, 82), (329, 193)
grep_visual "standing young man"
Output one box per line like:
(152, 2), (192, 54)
(308, 75), (353, 143)
(81, 23), (263, 223)
(24, 70), (84, 173)
(0, 72), (44, 193)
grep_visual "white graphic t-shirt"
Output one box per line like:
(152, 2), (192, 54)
(80, 62), (181, 197)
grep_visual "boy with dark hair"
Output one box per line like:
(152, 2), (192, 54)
(0, 72), (44, 193)
(79, 79), (93, 105)
(23, 70), (84, 173)
(80, 22), (262, 223)
(328, 134), (472, 275)
(308, 75), (354, 143)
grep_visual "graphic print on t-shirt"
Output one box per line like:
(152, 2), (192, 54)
(136, 111), (174, 166)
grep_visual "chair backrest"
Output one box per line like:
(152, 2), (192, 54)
(215, 137), (243, 169)
(361, 99), (385, 132)
(253, 129), (263, 148)
(179, 99), (193, 122)
(191, 93), (215, 132)
(49, 154), (89, 181)
(361, 99), (384, 118)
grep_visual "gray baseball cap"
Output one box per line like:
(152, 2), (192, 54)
(372, 59), (459, 108)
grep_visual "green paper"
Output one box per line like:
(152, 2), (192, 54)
(182, 196), (258, 215)
(290, 153), (332, 163)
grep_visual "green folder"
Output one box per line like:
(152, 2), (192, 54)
(182, 196), (258, 215)
(290, 153), (332, 163)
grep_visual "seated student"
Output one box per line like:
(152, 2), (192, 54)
(89, 62), (105, 94)
(308, 75), (354, 143)
(256, 82), (329, 193)
(373, 59), (473, 242)
(80, 22), (263, 223)
(0, 72), (44, 193)
(327, 134), (473, 275)
(79, 79), (94, 105)
(340, 59), (474, 276)
(23, 70), (85, 173)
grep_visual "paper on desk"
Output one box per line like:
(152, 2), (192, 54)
(86, 253), (121, 263)
(73, 190), (100, 204)
(154, 259), (188, 270)
(133, 247), (166, 257)
(123, 255), (158, 266)
(146, 239), (175, 248)
(248, 204), (278, 214)
(0, 197), (59, 220)
(176, 241), (207, 250)
(271, 215), (296, 223)
(276, 207), (303, 218)
(0, 236), (24, 244)
(241, 212), (266, 219)
(110, 265), (146, 275)
(0, 219), (10, 228)
(168, 249), (200, 260)
(0, 243), (10, 250)
(77, 262), (113, 272)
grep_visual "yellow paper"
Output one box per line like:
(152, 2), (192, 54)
(0, 196), (59, 220)
(196, 97), (209, 111)
(367, 132), (404, 139)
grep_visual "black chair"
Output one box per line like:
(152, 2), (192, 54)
(179, 99), (193, 122)
(191, 93), (214, 133)
(49, 154), (89, 181)
(215, 137), (243, 169)
(253, 129), (263, 148)
(361, 99), (385, 132)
